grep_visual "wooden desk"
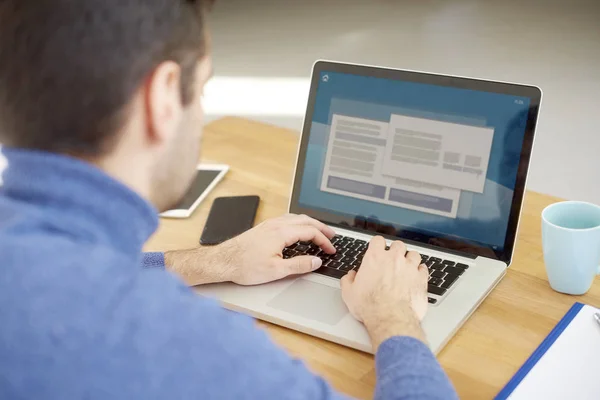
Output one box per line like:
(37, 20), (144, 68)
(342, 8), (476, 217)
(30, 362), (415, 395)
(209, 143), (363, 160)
(145, 117), (600, 399)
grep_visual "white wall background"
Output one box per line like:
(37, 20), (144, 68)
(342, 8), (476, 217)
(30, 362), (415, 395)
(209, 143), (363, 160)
(204, 0), (600, 203)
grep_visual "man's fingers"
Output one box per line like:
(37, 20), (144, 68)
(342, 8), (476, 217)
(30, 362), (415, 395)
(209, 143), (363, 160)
(368, 236), (386, 250)
(405, 250), (421, 265)
(418, 263), (429, 291)
(283, 226), (336, 253)
(389, 240), (407, 255)
(340, 270), (356, 293)
(362, 236), (386, 271)
(340, 271), (356, 316)
(274, 256), (322, 279)
(285, 214), (336, 239)
(346, 269), (357, 282)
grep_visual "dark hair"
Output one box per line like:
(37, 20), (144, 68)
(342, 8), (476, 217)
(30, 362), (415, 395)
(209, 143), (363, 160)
(0, 0), (214, 155)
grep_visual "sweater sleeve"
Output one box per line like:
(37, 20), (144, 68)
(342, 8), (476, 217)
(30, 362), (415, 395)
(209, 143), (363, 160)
(375, 336), (458, 400)
(140, 252), (165, 269)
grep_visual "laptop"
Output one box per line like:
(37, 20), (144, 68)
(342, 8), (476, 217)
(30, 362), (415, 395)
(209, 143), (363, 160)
(196, 61), (542, 354)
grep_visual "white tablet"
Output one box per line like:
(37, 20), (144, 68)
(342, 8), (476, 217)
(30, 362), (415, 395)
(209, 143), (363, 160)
(160, 164), (229, 218)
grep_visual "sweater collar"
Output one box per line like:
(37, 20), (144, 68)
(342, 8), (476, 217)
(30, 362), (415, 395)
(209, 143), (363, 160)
(0, 147), (159, 255)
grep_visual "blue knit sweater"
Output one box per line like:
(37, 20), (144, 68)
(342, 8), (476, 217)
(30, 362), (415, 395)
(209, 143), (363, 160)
(0, 148), (457, 399)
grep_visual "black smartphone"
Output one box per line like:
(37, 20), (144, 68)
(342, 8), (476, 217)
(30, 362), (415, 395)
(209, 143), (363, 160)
(199, 195), (260, 245)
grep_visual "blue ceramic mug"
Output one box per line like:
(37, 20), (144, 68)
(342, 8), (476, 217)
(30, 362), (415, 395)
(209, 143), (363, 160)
(542, 201), (600, 295)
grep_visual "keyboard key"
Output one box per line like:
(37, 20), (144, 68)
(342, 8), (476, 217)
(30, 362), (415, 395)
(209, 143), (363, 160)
(330, 236), (343, 244)
(428, 284), (447, 296)
(354, 239), (367, 245)
(430, 270), (445, 279)
(431, 262), (445, 271)
(334, 244), (346, 253)
(307, 247), (319, 255)
(456, 263), (470, 270)
(425, 259), (436, 267)
(339, 263), (354, 272)
(332, 253), (345, 261)
(295, 244), (309, 253)
(340, 256), (355, 264)
(315, 266), (345, 279)
(329, 260), (342, 269)
(332, 246), (345, 254)
(429, 257), (442, 263)
(287, 242), (299, 250)
(334, 243), (346, 251)
(319, 253), (333, 261)
(421, 255), (429, 262)
(429, 277), (443, 286)
(443, 266), (465, 276)
(282, 249), (297, 259)
(441, 273), (460, 289)
(299, 240), (311, 245)
(442, 260), (455, 266)
(428, 297), (437, 304)
(345, 250), (359, 258)
(349, 243), (362, 251)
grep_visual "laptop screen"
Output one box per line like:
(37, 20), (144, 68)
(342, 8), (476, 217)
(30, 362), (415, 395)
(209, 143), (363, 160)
(291, 63), (540, 261)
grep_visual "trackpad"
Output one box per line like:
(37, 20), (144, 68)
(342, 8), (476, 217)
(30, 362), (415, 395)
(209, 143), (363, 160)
(267, 278), (348, 325)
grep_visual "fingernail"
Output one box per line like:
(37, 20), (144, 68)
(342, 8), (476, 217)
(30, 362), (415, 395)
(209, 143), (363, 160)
(311, 257), (322, 270)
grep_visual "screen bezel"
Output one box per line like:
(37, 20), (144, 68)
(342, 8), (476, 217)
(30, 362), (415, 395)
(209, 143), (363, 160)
(160, 164), (229, 218)
(289, 60), (542, 264)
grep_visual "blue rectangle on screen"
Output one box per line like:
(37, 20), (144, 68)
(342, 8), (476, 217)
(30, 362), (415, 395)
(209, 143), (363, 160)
(327, 176), (386, 199)
(388, 188), (453, 213)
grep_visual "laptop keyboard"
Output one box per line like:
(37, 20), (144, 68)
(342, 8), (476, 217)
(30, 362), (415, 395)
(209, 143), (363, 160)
(283, 234), (469, 305)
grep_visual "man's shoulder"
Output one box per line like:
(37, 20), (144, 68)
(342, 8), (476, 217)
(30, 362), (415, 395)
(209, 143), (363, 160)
(0, 230), (128, 289)
(0, 208), (229, 327)
(0, 219), (247, 339)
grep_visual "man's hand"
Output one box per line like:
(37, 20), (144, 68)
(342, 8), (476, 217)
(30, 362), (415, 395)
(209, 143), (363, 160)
(165, 214), (336, 286)
(222, 214), (336, 285)
(340, 236), (429, 350)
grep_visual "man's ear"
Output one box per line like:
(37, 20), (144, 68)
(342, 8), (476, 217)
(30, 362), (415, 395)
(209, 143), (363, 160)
(144, 61), (183, 144)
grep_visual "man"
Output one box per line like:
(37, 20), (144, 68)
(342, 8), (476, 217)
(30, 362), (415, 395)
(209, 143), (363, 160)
(0, 1), (457, 399)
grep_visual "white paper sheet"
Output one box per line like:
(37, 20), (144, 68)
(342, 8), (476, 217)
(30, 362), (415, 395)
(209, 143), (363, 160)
(505, 304), (600, 400)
